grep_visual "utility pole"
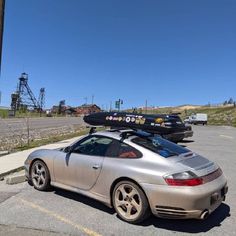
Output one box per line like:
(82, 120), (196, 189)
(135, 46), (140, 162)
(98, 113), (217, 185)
(91, 95), (94, 104)
(115, 99), (123, 112)
(145, 100), (148, 114)
(84, 97), (88, 105)
(109, 101), (112, 111)
(0, 0), (5, 75)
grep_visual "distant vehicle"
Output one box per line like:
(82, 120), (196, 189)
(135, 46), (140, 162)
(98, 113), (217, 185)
(46, 110), (52, 117)
(83, 112), (193, 142)
(25, 128), (228, 224)
(184, 113), (208, 125)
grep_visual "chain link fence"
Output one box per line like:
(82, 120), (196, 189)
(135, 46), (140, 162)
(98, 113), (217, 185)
(0, 117), (85, 151)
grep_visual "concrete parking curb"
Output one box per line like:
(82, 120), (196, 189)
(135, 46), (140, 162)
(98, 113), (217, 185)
(5, 171), (26, 185)
(0, 151), (9, 157)
(0, 166), (24, 179)
(0, 136), (80, 179)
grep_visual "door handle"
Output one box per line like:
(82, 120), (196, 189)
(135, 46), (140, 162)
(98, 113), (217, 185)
(92, 164), (100, 170)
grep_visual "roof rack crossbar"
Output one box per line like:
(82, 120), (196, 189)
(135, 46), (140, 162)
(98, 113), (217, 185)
(89, 127), (97, 135)
(119, 129), (156, 142)
(120, 130), (137, 141)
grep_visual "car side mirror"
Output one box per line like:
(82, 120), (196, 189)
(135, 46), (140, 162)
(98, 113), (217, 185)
(64, 146), (73, 153)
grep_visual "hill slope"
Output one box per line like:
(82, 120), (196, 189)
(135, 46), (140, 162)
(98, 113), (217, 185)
(135, 105), (236, 127)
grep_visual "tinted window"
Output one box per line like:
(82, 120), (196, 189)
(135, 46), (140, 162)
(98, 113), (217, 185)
(72, 136), (113, 156)
(106, 140), (142, 158)
(132, 136), (189, 158)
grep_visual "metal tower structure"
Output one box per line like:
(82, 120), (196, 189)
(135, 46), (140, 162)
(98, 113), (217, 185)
(11, 73), (42, 111)
(17, 73), (39, 109)
(38, 88), (45, 111)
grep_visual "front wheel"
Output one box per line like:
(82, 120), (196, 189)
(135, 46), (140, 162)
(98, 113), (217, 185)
(112, 181), (150, 224)
(30, 160), (51, 191)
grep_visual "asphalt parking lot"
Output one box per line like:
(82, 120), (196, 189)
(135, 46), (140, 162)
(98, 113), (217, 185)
(0, 125), (235, 236)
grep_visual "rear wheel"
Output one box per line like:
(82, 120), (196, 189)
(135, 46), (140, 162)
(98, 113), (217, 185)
(112, 181), (150, 224)
(30, 160), (51, 191)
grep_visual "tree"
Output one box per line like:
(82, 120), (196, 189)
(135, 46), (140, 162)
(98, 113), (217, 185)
(223, 100), (228, 106)
(228, 98), (234, 104)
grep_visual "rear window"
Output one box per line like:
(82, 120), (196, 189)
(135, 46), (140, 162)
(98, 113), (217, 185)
(132, 136), (189, 158)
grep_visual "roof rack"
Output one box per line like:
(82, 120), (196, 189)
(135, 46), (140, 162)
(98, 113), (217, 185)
(120, 131), (136, 141)
(109, 127), (133, 132)
(89, 127), (97, 134)
(87, 125), (156, 141)
(119, 130), (154, 141)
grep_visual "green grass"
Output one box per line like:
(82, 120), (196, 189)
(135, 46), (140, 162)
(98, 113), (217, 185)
(15, 128), (88, 151)
(15, 127), (105, 151)
(182, 106), (236, 127)
(127, 106), (236, 127)
(0, 109), (8, 118)
(0, 109), (70, 118)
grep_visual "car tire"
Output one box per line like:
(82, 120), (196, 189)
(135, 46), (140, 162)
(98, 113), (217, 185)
(30, 160), (51, 191)
(112, 180), (150, 224)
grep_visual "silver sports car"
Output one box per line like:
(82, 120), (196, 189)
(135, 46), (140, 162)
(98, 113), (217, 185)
(24, 129), (228, 224)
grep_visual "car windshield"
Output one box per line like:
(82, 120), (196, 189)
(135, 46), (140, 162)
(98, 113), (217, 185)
(132, 136), (189, 158)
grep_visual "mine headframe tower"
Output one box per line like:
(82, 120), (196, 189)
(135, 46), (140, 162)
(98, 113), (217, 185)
(38, 87), (45, 111)
(16, 72), (39, 110)
(11, 73), (45, 112)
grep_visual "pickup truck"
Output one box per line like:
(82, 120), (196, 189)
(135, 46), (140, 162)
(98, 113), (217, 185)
(184, 113), (208, 125)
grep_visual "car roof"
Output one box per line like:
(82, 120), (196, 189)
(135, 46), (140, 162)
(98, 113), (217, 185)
(92, 129), (134, 140)
(90, 129), (154, 142)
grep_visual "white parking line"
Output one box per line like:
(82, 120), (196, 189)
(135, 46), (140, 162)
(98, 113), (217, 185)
(19, 198), (102, 236)
(219, 135), (234, 139)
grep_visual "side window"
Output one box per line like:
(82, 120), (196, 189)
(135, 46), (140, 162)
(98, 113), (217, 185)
(106, 140), (142, 158)
(72, 136), (113, 157)
(118, 143), (142, 158)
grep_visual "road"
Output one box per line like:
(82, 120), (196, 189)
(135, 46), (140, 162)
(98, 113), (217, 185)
(0, 117), (85, 137)
(0, 125), (235, 236)
(0, 117), (86, 150)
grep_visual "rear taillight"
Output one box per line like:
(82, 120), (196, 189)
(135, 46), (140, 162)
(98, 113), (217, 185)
(165, 177), (203, 186)
(164, 171), (202, 186)
(164, 168), (222, 187)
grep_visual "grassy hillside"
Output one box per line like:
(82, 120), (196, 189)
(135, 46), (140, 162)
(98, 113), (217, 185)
(129, 105), (236, 127)
(0, 109), (8, 118)
(181, 106), (236, 127)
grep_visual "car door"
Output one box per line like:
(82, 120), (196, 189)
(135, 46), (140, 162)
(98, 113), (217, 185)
(53, 135), (113, 190)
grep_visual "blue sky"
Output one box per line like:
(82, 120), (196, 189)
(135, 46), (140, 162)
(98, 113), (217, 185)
(0, 0), (235, 109)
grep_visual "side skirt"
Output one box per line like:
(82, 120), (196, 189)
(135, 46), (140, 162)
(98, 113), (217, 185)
(50, 181), (112, 208)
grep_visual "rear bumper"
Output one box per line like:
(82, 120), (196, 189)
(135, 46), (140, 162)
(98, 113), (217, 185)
(183, 130), (194, 138)
(164, 130), (193, 142)
(141, 174), (227, 219)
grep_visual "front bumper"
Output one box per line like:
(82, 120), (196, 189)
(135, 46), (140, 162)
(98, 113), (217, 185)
(141, 174), (227, 219)
(24, 161), (30, 181)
